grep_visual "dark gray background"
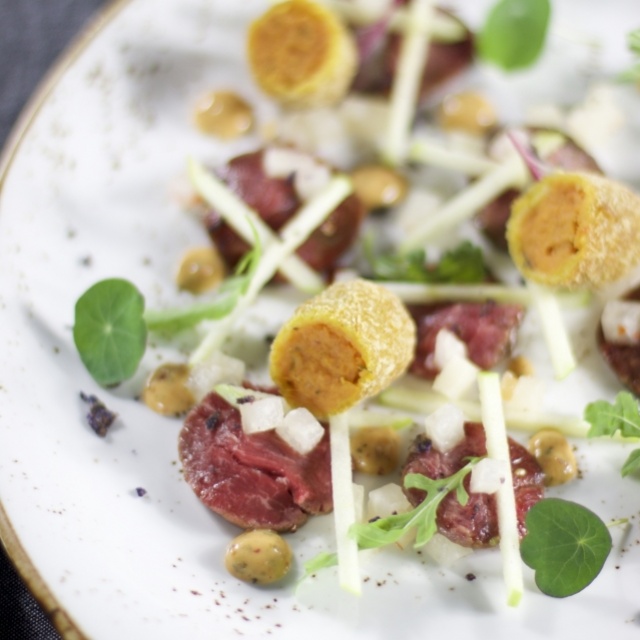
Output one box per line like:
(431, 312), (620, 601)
(0, 2), (107, 637)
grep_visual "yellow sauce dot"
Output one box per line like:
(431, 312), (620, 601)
(193, 91), (254, 139)
(176, 246), (226, 294)
(350, 427), (400, 475)
(528, 428), (578, 487)
(437, 91), (498, 136)
(350, 165), (409, 210)
(225, 530), (293, 585)
(142, 363), (195, 417)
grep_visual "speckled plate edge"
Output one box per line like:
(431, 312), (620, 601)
(0, 2), (132, 637)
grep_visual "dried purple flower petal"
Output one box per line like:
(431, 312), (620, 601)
(506, 129), (549, 181)
(80, 391), (117, 437)
(355, 0), (403, 62)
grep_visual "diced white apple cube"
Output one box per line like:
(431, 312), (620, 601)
(424, 403), (465, 453)
(239, 395), (285, 434)
(470, 457), (510, 494)
(276, 407), (325, 454)
(601, 299), (640, 345)
(423, 532), (473, 567)
(366, 482), (413, 520)
(433, 329), (468, 370)
(432, 355), (479, 400)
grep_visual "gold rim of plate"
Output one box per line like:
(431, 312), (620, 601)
(0, 1), (133, 637)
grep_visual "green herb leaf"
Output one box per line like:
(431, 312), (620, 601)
(303, 551), (338, 576)
(477, 0), (551, 71)
(74, 232), (261, 385)
(350, 458), (479, 550)
(520, 498), (612, 598)
(300, 459), (479, 583)
(73, 278), (147, 386)
(585, 391), (640, 439)
(144, 237), (262, 335)
(367, 241), (487, 284)
(584, 391), (640, 476)
(618, 29), (640, 82)
(434, 242), (488, 284)
(621, 449), (640, 477)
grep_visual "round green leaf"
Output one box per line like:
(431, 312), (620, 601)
(477, 0), (551, 71)
(73, 278), (147, 386)
(520, 498), (612, 598)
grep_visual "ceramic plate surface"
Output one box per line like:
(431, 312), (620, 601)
(1, 0), (640, 638)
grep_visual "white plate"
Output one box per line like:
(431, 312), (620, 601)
(2, 0), (640, 638)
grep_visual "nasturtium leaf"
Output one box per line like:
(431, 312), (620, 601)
(477, 0), (551, 71)
(520, 498), (612, 598)
(73, 278), (147, 386)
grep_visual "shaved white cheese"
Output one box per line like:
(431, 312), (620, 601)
(262, 146), (332, 201)
(565, 83), (625, 151)
(395, 187), (443, 235)
(432, 355), (479, 401)
(470, 457), (509, 494)
(276, 407), (325, 454)
(272, 96), (390, 169)
(262, 146), (307, 178)
(433, 328), (468, 370)
(187, 351), (245, 401)
(601, 299), (640, 344)
(294, 162), (332, 202)
(424, 403), (465, 453)
(239, 395), (286, 434)
(423, 533), (473, 567)
(524, 103), (565, 130)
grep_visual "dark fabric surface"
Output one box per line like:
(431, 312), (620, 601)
(0, 2), (107, 638)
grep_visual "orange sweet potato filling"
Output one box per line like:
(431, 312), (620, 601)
(520, 184), (583, 275)
(272, 323), (365, 417)
(249, 3), (331, 90)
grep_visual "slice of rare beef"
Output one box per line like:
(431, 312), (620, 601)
(179, 391), (332, 532)
(402, 422), (544, 548)
(597, 284), (640, 397)
(204, 149), (365, 276)
(409, 301), (524, 379)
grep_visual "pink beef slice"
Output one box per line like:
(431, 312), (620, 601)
(178, 391), (333, 532)
(204, 149), (365, 275)
(597, 284), (640, 396)
(351, 8), (474, 100)
(409, 301), (525, 379)
(402, 422), (544, 548)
